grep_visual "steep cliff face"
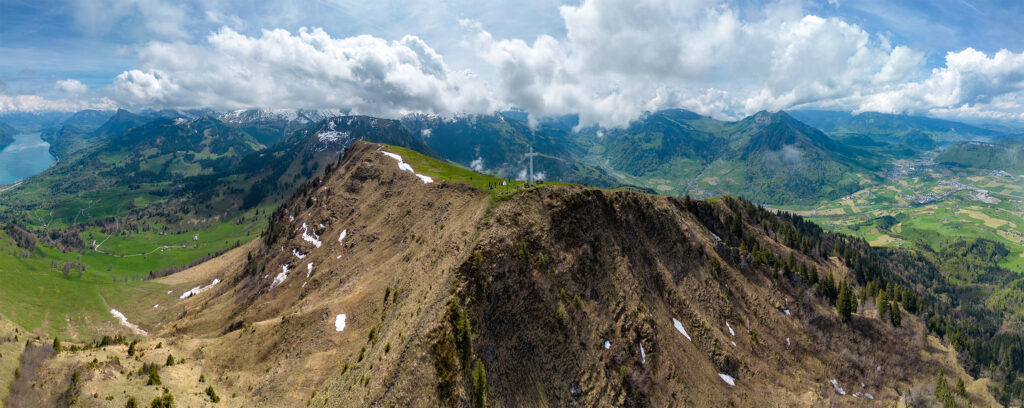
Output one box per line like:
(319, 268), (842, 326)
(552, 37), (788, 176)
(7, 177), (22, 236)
(108, 141), (985, 407)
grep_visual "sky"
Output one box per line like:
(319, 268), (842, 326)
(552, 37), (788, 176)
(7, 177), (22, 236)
(2, 0), (1024, 127)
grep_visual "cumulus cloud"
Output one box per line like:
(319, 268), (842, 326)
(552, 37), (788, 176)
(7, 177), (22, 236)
(464, 0), (932, 127)
(55, 79), (89, 94)
(0, 94), (117, 113)
(112, 27), (496, 117)
(30, 0), (1018, 126)
(857, 48), (1024, 116)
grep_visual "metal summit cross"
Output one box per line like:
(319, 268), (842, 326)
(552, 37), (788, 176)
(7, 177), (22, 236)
(525, 143), (538, 185)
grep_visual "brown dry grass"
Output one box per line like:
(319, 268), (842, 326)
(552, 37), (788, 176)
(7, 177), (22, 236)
(20, 142), (1002, 407)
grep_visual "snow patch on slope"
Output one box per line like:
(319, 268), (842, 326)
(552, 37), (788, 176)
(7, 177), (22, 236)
(179, 278), (221, 299)
(381, 151), (434, 184)
(317, 130), (350, 142)
(673, 318), (691, 341)
(301, 223), (322, 248)
(110, 309), (147, 336)
(272, 265), (290, 289)
(830, 379), (846, 395)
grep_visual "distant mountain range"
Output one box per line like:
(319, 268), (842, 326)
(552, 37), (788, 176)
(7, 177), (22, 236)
(7, 106), (1024, 209)
(936, 140), (1024, 173)
(789, 109), (1007, 149)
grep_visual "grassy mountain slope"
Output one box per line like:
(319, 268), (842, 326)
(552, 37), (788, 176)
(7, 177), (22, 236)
(13, 142), (1001, 406)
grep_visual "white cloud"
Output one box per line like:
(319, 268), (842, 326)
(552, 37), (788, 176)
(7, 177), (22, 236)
(113, 27), (497, 117)
(0, 94), (117, 113)
(2, 0), (1009, 126)
(55, 79), (89, 94)
(467, 0), (929, 127)
(857, 48), (1024, 116)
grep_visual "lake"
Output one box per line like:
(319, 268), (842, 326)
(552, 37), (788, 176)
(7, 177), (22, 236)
(0, 133), (55, 185)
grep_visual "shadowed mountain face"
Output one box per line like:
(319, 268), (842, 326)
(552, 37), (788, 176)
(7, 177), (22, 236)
(223, 115), (434, 209)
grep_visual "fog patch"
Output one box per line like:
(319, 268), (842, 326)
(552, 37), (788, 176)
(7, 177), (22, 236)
(764, 144), (804, 167)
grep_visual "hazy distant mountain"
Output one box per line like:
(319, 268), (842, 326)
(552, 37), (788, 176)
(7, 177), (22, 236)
(0, 111), (71, 132)
(0, 121), (16, 150)
(936, 140), (1024, 172)
(217, 108), (349, 145)
(59, 109), (114, 130)
(789, 110), (1006, 148)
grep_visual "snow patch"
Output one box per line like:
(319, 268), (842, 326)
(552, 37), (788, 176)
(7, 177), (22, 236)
(301, 223), (322, 248)
(307, 262), (313, 278)
(784, 309), (791, 316)
(415, 174), (434, 183)
(719, 373), (736, 386)
(110, 309), (147, 336)
(153, 304), (159, 308)
(338, 229), (348, 246)
(710, 232), (722, 241)
(293, 248), (307, 259)
(786, 338), (791, 347)
(726, 322), (735, 337)
(673, 318), (691, 341)
(639, 342), (646, 364)
(316, 130), (350, 142)
(381, 151), (434, 183)
(335, 314), (347, 332)
(179, 278), (221, 299)
(272, 265), (290, 289)
(731, 341), (737, 348)
(604, 341), (610, 349)
(830, 379), (846, 395)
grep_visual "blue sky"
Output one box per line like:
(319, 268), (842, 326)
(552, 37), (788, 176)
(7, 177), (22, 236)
(2, 0), (1024, 126)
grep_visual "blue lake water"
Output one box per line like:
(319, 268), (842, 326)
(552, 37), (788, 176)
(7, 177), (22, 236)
(0, 133), (55, 185)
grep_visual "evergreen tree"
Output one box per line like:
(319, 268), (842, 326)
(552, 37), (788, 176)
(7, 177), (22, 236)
(935, 370), (953, 406)
(890, 302), (902, 327)
(878, 290), (890, 321)
(837, 281), (854, 323)
(955, 377), (966, 397)
(472, 358), (487, 408)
